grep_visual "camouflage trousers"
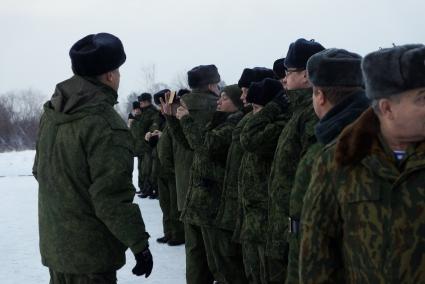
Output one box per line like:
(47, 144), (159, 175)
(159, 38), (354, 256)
(286, 232), (300, 284)
(49, 269), (116, 284)
(185, 223), (215, 284)
(242, 242), (284, 284)
(158, 176), (184, 241)
(201, 226), (248, 284)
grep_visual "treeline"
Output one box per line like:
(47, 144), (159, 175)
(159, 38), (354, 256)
(0, 90), (45, 152)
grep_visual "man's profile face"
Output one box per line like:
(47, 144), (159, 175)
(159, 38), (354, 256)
(388, 87), (425, 142)
(284, 69), (308, 90)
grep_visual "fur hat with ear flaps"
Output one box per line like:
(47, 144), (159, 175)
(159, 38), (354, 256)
(187, 65), (221, 89)
(70, 33), (126, 76)
(361, 44), (425, 100)
(246, 78), (283, 106)
(238, 67), (276, 88)
(284, 38), (325, 69)
(307, 48), (363, 87)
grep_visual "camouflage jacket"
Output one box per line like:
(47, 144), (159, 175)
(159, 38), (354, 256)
(215, 110), (253, 232)
(130, 104), (160, 156)
(166, 90), (218, 212)
(237, 102), (290, 243)
(300, 108), (425, 284)
(32, 75), (149, 274)
(266, 88), (318, 259)
(286, 91), (369, 283)
(157, 125), (175, 179)
(180, 111), (243, 226)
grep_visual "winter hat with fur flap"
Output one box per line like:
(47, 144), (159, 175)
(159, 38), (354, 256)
(307, 48), (363, 87)
(362, 44), (425, 99)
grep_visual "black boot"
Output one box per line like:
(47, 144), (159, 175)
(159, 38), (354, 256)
(156, 236), (169, 244)
(167, 239), (185, 246)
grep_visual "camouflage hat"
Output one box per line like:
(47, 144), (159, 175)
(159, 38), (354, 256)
(70, 33), (126, 76)
(362, 44), (425, 99)
(221, 84), (243, 109)
(187, 65), (221, 89)
(307, 48), (363, 87)
(238, 67), (275, 88)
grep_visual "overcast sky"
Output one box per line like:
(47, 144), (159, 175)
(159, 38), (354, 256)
(1, 0), (424, 102)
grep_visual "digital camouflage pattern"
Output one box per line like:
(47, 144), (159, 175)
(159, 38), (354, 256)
(237, 101), (289, 243)
(180, 111), (243, 226)
(300, 108), (425, 283)
(286, 90), (369, 284)
(266, 88), (318, 262)
(33, 75), (149, 274)
(157, 126), (184, 241)
(215, 110), (253, 232)
(237, 101), (290, 284)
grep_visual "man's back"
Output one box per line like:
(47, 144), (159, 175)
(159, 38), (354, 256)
(33, 75), (149, 274)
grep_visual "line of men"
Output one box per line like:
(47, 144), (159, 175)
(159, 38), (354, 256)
(33, 31), (424, 284)
(130, 38), (425, 284)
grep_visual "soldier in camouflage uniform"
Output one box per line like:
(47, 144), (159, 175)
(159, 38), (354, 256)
(266, 38), (324, 283)
(32, 33), (152, 284)
(132, 92), (161, 198)
(164, 65), (220, 284)
(152, 89), (185, 245)
(127, 101), (141, 128)
(300, 44), (425, 283)
(285, 48), (369, 283)
(219, 67), (276, 248)
(237, 78), (290, 284)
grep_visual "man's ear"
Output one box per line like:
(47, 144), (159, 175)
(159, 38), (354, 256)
(316, 88), (326, 106)
(105, 71), (114, 83)
(379, 99), (395, 120)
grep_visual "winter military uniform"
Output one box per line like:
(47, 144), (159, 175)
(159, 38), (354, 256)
(300, 108), (425, 283)
(286, 48), (369, 283)
(265, 88), (317, 281)
(300, 44), (425, 284)
(167, 64), (221, 284)
(286, 91), (369, 283)
(237, 79), (290, 284)
(131, 104), (161, 196)
(33, 75), (150, 278)
(180, 108), (247, 284)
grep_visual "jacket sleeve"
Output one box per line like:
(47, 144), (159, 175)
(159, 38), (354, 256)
(84, 116), (149, 255)
(166, 115), (191, 150)
(157, 127), (175, 175)
(299, 151), (344, 284)
(240, 102), (286, 155)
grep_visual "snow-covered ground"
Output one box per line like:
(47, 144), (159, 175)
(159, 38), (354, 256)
(0, 151), (185, 284)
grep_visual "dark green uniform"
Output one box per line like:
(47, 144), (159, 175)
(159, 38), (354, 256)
(167, 90), (218, 284)
(266, 88), (317, 282)
(237, 102), (289, 284)
(180, 110), (247, 284)
(286, 91), (369, 284)
(32, 75), (149, 276)
(157, 125), (184, 242)
(130, 104), (160, 193)
(300, 108), (425, 283)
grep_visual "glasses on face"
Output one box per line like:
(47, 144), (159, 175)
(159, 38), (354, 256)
(285, 68), (305, 76)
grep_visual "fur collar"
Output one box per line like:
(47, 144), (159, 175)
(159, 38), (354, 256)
(334, 107), (380, 166)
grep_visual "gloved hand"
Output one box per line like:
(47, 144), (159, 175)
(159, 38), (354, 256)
(272, 90), (289, 112)
(132, 246), (153, 278)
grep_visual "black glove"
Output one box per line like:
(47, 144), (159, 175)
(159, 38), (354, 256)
(272, 90), (289, 112)
(132, 246), (153, 278)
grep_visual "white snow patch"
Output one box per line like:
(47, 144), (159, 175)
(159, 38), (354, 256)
(0, 151), (185, 284)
